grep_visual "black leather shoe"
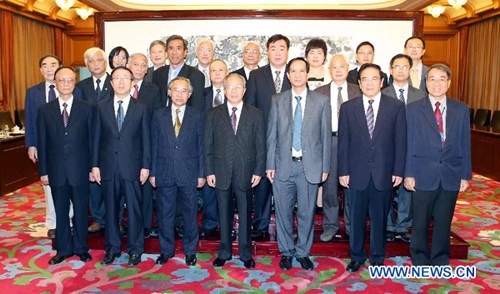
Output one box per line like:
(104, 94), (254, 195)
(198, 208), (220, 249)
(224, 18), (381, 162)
(213, 257), (231, 267)
(242, 258), (255, 268)
(128, 254), (141, 266)
(200, 228), (216, 238)
(296, 257), (314, 270)
(144, 228), (151, 239)
(185, 255), (197, 266)
(175, 227), (184, 238)
(156, 253), (174, 265)
(101, 252), (121, 265)
(47, 229), (56, 239)
(397, 232), (411, 243)
(386, 231), (395, 242)
(279, 256), (293, 270)
(346, 260), (362, 273)
(48, 254), (73, 265)
(371, 262), (384, 266)
(77, 252), (92, 262)
(149, 227), (159, 237)
(251, 230), (266, 241)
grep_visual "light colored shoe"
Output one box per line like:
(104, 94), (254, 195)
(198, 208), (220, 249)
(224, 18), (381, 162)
(88, 223), (102, 233)
(320, 230), (335, 242)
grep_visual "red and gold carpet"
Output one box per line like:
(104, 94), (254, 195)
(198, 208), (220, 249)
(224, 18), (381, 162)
(0, 174), (498, 293)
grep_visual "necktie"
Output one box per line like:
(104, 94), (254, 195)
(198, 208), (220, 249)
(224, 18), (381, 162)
(366, 99), (375, 139)
(274, 71), (282, 93)
(174, 108), (181, 137)
(62, 103), (69, 128)
(48, 85), (56, 102)
(96, 79), (102, 100)
(117, 100), (124, 132)
(230, 107), (237, 134)
(293, 96), (302, 151)
(435, 101), (444, 143)
(133, 84), (139, 99)
(203, 68), (210, 87)
(398, 89), (405, 103)
(411, 68), (420, 89)
(213, 89), (223, 107)
(337, 87), (343, 117)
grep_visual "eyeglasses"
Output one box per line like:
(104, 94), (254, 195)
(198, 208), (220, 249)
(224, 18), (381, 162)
(360, 76), (381, 83)
(427, 77), (449, 83)
(111, 76), (132, 81)
(392, 65), (409, 71)
(56, 78), (75, 83)
(244, 49), (259, 54)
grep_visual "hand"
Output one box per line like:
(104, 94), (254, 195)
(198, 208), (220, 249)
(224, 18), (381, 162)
(40, 175), (49, 186)
(321, 173), (329, 183)
(140, 169), (150, 185)
(266, 170), (275, 184)
(251, 175), (261, 188)
(149, 176), (156, 188)
(339, 175), (349, 188)
(28, 147), (38, 163)
(207, 175), (216, 188)
(459, 179), (469, 192)
(404, 177), (416, 191)
(92, 167), (101, 185)
(197, 178), (206, 188)
(89, 172), (95, 182)
(392, 176), (403, 187)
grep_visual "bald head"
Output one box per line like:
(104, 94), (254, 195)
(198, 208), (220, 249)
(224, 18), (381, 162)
(329, 54), (349, 85)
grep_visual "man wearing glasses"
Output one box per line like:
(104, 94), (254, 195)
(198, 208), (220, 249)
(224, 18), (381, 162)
(232, 42), (261, 84)
(404, 36), (428, 91)
(382, 54), (426, 243)
(338, 63), (407, 273)
(347, 41), (388, 88)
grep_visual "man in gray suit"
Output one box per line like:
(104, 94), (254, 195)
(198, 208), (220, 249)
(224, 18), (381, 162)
(382, 53), (426, 243)
(404, 36), (428, 91)
(314, 54), (361, 242)
(267, 57), (332, 271)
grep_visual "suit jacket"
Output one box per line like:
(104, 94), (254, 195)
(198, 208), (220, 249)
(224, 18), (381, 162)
(232, 67), (249, 84)
(204, 103), (266, 191)
(347, 68), (389, 89)
(338, 94), (407, 191)
(144, 66), (154, 83)
(405, 97), (472, 191)
(244, 64), (291, 128)
(75, 74), (113, 104)
(314, 82), (361, 102)
(151, 106), (204, 187)
(137, 81), (162, 110)
(266, 89), (332, 184)
(92, 97), (151, 181)
(24, 82), (47, 148)
(381, 84), (427, 105)
(37, 99), (94, 187)
(152, 63), (205, 111)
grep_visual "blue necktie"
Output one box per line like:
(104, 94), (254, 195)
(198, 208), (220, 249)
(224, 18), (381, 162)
(117, 100), (124, 132)
(96, 79), (101, 100)
(293, 96), (302, 151)
(366, 99), (375, 139)
(398, 88), (405, 103)
(48, 85), (56, 102)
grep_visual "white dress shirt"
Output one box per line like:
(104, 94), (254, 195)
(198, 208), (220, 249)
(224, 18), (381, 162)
(171, 104), (186, 126)
(58, 96), (74, 116)
(330, 81), (349, 132)
(393, 83), (409, 104)
(114, 96), (131, 119)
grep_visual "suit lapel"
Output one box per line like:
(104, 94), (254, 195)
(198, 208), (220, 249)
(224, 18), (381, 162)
(420, 98), (440, 136)
(162, 107), (175, 140)
(303, 90), (316, 129)
(65, 99), (80, 129)
(353, 98), (372, 142)
(372, 96), (389, 140)
(264, 66), (277, 95)
(237, 104), (250, 136)
(121, 97), (137, 131)
(220, 104), (234, 135)
(49, 101), (65, 129)
(177, 107), (192, 139)
(444, 100), (457, 146)
(104, 99), (119, 134)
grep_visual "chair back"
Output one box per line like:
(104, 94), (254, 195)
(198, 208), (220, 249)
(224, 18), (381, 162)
(473, 109), (491, 127)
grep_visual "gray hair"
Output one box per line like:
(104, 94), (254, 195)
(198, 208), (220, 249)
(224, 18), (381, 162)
(425, 63), (452, 80)
(223, 73), (246, 89)
(168, 76), (193, 94)
(83, 47), (106, 65)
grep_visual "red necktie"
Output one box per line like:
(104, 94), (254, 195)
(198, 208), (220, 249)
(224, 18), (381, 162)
(133, 85), (139, 100)
(435, 101), (444, 143)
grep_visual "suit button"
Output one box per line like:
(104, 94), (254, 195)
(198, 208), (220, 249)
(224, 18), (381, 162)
(64, 156), (68, 160)
(64, 132), (68, 136)
(118, 137), (120, 140)
(439, 161), (442, 164)
(115, 151), (118, 155)
(64, 145), (68, 149)
(368, 161), (371, 165)
(370, 146), (374, 150)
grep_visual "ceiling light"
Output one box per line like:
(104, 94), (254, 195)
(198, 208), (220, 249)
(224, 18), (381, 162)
(448, 0), (467, 9)
(55, 0), (75, 11)
(76, 8), (94, 20)
(427, 5), (446, 18)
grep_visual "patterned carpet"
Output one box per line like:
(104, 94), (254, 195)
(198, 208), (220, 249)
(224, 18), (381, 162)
(0, 174), (498, 293)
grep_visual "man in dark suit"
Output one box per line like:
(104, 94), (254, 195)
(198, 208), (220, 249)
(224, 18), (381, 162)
(75, 47), (113, 233)
(145, 40), (167, 83)
(267, 58), (332, 271)
(92, 66), (151, 266)
(314, 54), (361, 242)
(338, 63), (406, 273)
(405, 64), (471, 266)
(24, 54), (71, 238)
(231, 42), (261, 84)
(346, 41), (388, 88)
(382, 54), (427, 243)
(152, 35), (205, 111)
(245, 34), (291, 240)
(128, 52), (162, 238)
(150, 77), (205, 266)
(37, 67), (93, 264)
(200, 59), (228, 237)
(404, 36), (429, 91)
(205, 73), (266, 269)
